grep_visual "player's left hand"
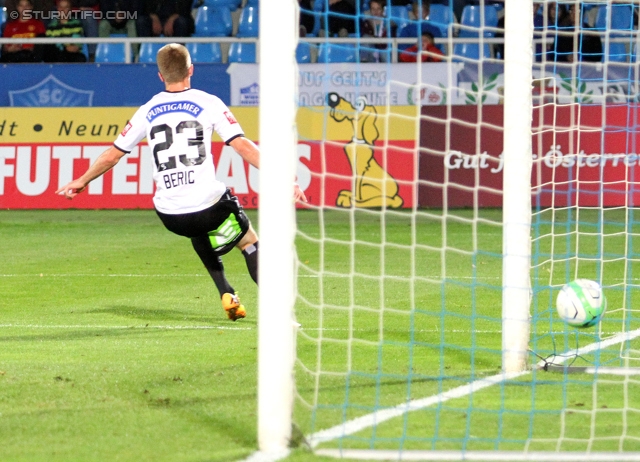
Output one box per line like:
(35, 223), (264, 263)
(294, 183), (307, 203)
(55, 180), (87, 199)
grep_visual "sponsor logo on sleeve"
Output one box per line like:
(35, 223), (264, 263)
(224, 111), (238, 124)
(120, 121), (132, 136)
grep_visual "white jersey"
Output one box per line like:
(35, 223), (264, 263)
(114, 89), (244, 214)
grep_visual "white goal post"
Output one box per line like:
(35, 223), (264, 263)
(501, 0), (533, 373)
(257, 0), (298, 454)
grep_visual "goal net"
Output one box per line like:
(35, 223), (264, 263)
(259, 0), (640, 459)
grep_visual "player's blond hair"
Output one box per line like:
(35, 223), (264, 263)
(157, 44), (191, 84)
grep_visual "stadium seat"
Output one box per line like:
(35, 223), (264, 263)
(296, 42), (312, 63)
(245, 0), (259, 5)
(458, 4), (498, 38)
(603, 42), (628, 63)
(202, 0), (239, 11)
(237, 6), (259, 37)
(388, 5), (410, 36)
(94, 42), (127, 63)
(317, 43), (357, 63)
(593, 4), (632, 63)
(137, 42), (164, 63)
(453, 42), (491, 61)
(228, 42), (256, 63)
(200, 0), (228, 5)
(187, 42), (222, 63)
(594, 4), (633, 32)
(194, 5), (232, 37)
(309, 0), (325, 37)
(428, 3), (454, 37)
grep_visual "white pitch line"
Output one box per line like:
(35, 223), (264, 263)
(0, 273), (208, 278)
(306, 327), (640, 449)
(0, 324), (253, 331)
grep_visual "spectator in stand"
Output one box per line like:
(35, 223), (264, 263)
(360, 0), (396, 62)
(533, 2), (567, 62)
(136, 0), (194, 38)
(71, 0), (99, 61)
(320, 0), (356, 37)
(552, 2), (601, 62)
(399, 29), (443, 62)
(1, 0), (46, 62)
(400, 1), (442, 54)
(99, 0), (140, 54)
(44, 0), (86, 62)
(409, 0), (429, 21)
(299, 0), (314, 37)
(5, 0), (55, 25)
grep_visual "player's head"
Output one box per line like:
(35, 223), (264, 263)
(157, 43), (193, 84)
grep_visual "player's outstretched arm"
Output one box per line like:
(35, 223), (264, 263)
(229, 136), (260, 169)
(55, 146), (127, 199)
(229, 136), (307, 203)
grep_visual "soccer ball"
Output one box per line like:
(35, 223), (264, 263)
(556, 279), (606, 328)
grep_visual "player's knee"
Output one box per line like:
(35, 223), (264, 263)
(237, 227), (258, 251)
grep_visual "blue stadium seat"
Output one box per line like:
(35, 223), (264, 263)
(310, 0), (325, 37)
(228, 42), (256, 63)
(428, 3), (454, 37)
(453, 42), (491, 61)
(246, 0), (259, 5)
(187, 42), (222, 63)
(317, 43), (356, 63)
(388, 5), (410, 36)
(95, 42), (127, 63)
(237, 6), (259, 37)
(594, 4), (632, 63)
(458, 5), (498, 37)
(603, 42), (628, 63)
(202, 0), (240, 11)
(137, 42), (164, 63)
(194, 5), (232, 37)
(296, 42), (312, 63)
(201, 0), (230, 5)
(594, 4), (633, 33)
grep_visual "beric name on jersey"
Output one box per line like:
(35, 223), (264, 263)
(114, 89), (244, 215)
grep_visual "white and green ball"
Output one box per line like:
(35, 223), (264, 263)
(556, 279), (607, 328)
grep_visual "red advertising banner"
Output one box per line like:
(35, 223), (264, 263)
(0, 140), (417, 209)
(420, 104), (640, 208)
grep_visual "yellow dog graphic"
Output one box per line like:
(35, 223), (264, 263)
(327, 92), (404, 208)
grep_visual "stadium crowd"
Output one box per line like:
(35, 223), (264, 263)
(0, 0), (637, 63)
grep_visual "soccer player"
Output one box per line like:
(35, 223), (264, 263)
(56, 43), (307, 321)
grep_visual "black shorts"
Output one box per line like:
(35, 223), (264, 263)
(155, 189), (251, 255)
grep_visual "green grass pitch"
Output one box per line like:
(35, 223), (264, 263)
(1, 209), (639, 461)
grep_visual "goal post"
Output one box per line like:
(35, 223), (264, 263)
(257, 0), (298, 453)
(501, 0), (533, 373)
